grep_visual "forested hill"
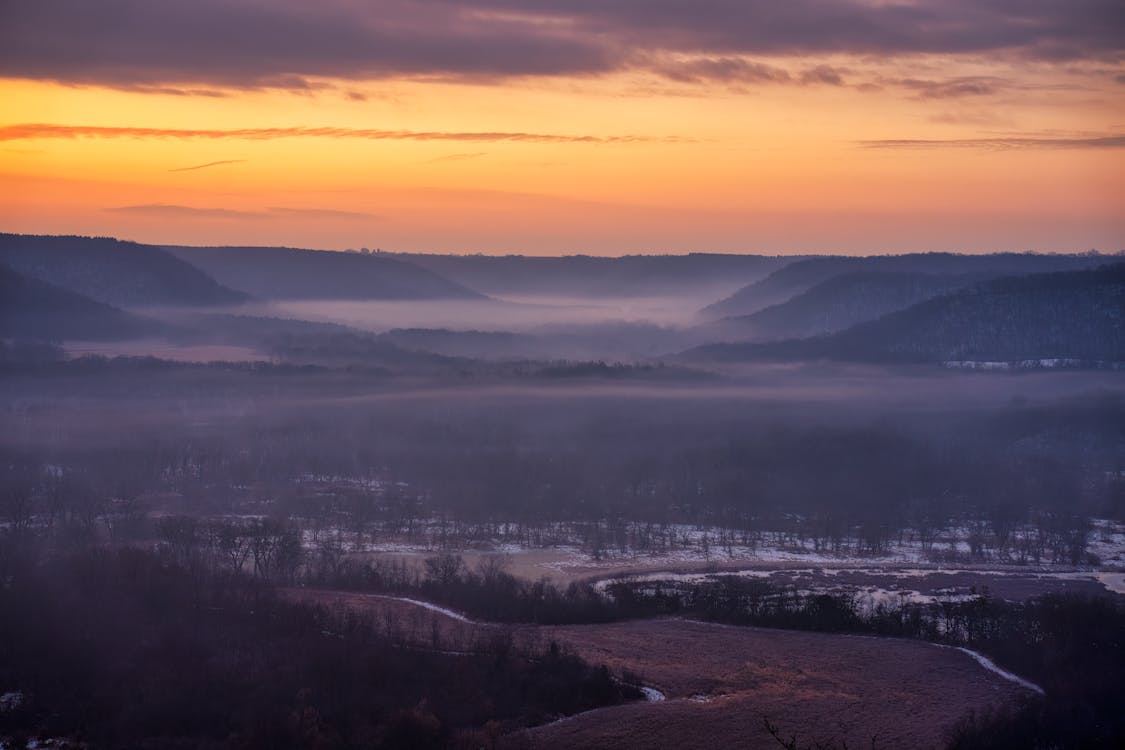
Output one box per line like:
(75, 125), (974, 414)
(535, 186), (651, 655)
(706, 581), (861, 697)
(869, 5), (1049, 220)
(703, 271), (992, 342)
(701, 252), (1114, 319)
(166, 245), (485, 300)
(0, 234), (246, 308)
(393, 252), (797, 298)
(0, 264), (160, 341)
(686, 263), (1125, 365)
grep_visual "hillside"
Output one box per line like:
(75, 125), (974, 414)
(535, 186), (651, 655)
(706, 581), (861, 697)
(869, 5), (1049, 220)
(0, 234), (246, 308)
(395, 252), (798, 298)
(701, 252), (1114, 319)
(0, 264), (160, 341)
(166, 245), (484, 300)
(702, 271), (990, 342)
(686, 263), (1125, 365)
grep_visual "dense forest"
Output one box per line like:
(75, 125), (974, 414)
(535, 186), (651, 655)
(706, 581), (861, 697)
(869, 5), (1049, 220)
(0, 542), (639, 749)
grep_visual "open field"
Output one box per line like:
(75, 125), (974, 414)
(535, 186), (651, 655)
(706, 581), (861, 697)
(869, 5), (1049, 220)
(288, 589), (1034, 749)
(523, 619), (1028, 750)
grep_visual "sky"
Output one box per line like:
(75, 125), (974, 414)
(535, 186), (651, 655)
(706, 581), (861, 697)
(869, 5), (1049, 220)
(1, 0), (1123, 255)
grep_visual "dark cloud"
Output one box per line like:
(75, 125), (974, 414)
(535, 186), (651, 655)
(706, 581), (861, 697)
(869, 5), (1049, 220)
(0, 0), (617, 89)
(0, 0), (1121, 90)
(168, 159), (246, 172)
(860, 135), (1125, 150)
(0, 123), (675, 144)
(512, 0), (1125, 61)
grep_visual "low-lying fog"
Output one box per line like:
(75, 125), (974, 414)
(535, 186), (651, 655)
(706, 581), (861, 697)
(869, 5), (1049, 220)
(246, 294), (710, 332)
(115, 293), (717, 363)
(64, 340), (267, 362)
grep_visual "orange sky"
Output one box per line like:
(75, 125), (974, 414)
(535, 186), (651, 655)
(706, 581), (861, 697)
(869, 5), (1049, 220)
(1, 2), (1123, 254)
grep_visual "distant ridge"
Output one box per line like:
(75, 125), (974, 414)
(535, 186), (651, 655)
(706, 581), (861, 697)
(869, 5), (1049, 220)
(702, 271), (992, 342)
(701, 252), (1115, 319)
(685, 263), (1125, 365)
(0, 234), (246, 308)
(0, 263), (160, 340)
(166, 245), (485, 300)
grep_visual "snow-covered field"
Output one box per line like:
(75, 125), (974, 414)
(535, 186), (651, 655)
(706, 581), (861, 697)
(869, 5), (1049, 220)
(315, 517), (1125, 575)
(307, 517), (1125, 604)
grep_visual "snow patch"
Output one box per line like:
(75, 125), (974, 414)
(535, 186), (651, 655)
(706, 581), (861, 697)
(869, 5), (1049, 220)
(366, 595), (478, 624)
(1096, 572), (1125, 595)
(640, 686), (666, 702)
(942, 645), (1046, 696)
(0, 691), (22, 712)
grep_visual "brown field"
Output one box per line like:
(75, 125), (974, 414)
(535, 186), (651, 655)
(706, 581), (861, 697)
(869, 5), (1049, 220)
(518, 618), (1025, 750)
(287, 589), (1031, 749)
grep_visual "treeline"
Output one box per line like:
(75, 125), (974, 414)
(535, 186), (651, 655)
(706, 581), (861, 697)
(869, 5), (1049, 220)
(150, 520), (623, 624)
(0, 544), (639, 750)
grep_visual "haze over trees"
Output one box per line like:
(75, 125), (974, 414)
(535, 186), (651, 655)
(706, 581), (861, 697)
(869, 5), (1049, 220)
(1, 233), (1123, 749)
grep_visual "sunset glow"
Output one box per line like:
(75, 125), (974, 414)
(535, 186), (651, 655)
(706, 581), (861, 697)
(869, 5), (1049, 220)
(2, 1), (1123, 254)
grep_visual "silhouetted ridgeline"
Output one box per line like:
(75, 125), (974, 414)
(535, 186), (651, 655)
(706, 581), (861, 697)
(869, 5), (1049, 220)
(702, 271), (993, 342)
(701, 252), (1115, 318)
(0, 264), (162, 341)
(0, 233), (246, 307)
(687, 263), (1125, 364)
(165, 244), (485, 300)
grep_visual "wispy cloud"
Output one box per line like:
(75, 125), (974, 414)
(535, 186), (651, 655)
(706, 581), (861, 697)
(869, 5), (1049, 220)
(651, 57), (791, 85)
(799, 65), (848, 87)
(105, 204), (265, 219)
(268, 207), (380, 220)
(105, 204), (381, 220)
(860, 135), (1125, 150)
(428, 152), (487, 163)
(168, 159), (246, 172)
(893, 76), (1008, 100)
(1, 123), (675, 144)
